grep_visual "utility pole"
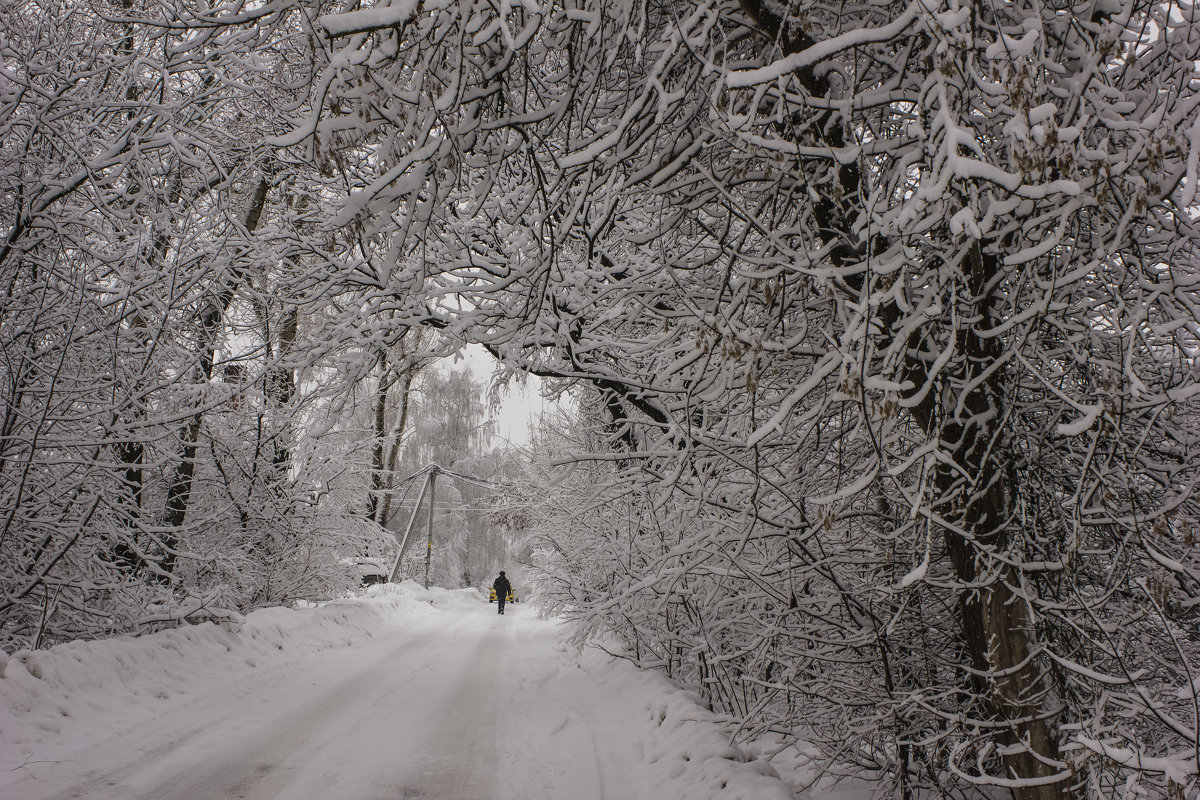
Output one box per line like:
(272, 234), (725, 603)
(388, 467), (432, 583)
(423, 466), (437, 589)
(388, 463), (500, 587)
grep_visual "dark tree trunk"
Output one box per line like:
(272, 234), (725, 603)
(737, 4), (1067, 797)
(379, 368), (417, 527)
(161, 177), (270, 576)
(366, 349), (389, 521)
(913, 244), (1063, 798)
(268, 304), (298, 471)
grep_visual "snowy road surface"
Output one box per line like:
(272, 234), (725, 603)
(0, 584), (794, 800)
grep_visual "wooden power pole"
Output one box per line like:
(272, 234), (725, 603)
(388, 467), (433, 583)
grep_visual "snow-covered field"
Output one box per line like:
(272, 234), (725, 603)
(0, 582), (796, 800)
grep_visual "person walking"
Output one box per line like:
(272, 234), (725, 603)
(493, 571), (512, 615)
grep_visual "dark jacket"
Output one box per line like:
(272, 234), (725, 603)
(493, 574), (512, 599)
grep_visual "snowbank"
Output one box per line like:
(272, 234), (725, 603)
(566, 645), (793, 800)
(641, 681), (794, 799)
(0, 581), (445, 764)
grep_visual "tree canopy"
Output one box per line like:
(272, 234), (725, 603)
(2, 0), (1199, 797)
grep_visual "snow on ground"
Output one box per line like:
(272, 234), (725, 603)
(0, 582), (794, 800)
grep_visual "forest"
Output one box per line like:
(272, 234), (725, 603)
(2, 0), (1199, 797)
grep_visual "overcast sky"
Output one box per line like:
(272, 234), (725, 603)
(457, 344), (547, 446)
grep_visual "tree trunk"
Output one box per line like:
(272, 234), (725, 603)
(379, 368), (417, 527)
(366, 349), (390, 521)
(737, 4), (1067, 796)
(161, 176), (270, 576)
(268, 303), (298, 470)
(917, 244), (1065, 799)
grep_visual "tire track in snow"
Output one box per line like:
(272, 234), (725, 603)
(3, 590), (788, 800)
(372, 620), (507, 799)
(64, 624), (451, 799)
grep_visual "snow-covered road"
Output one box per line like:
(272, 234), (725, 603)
(0, 584), (795, 800)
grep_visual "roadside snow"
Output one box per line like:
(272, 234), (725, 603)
(0, 582), (794, 800)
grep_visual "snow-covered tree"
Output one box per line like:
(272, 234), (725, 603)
(384, 367), (503, 587)
(293, 0), (1200, 796)
(0, 0), (398, 645)
(3, 0), (1197, 795)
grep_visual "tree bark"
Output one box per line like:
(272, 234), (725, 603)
(366, 349), (390, 521)
(378, 367), (418, 527)
(914, 244), (1064, 798)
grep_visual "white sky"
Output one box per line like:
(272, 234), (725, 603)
(457, 343), (550, 446)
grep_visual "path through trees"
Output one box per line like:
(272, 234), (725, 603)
(2, 1), (1199, 797)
